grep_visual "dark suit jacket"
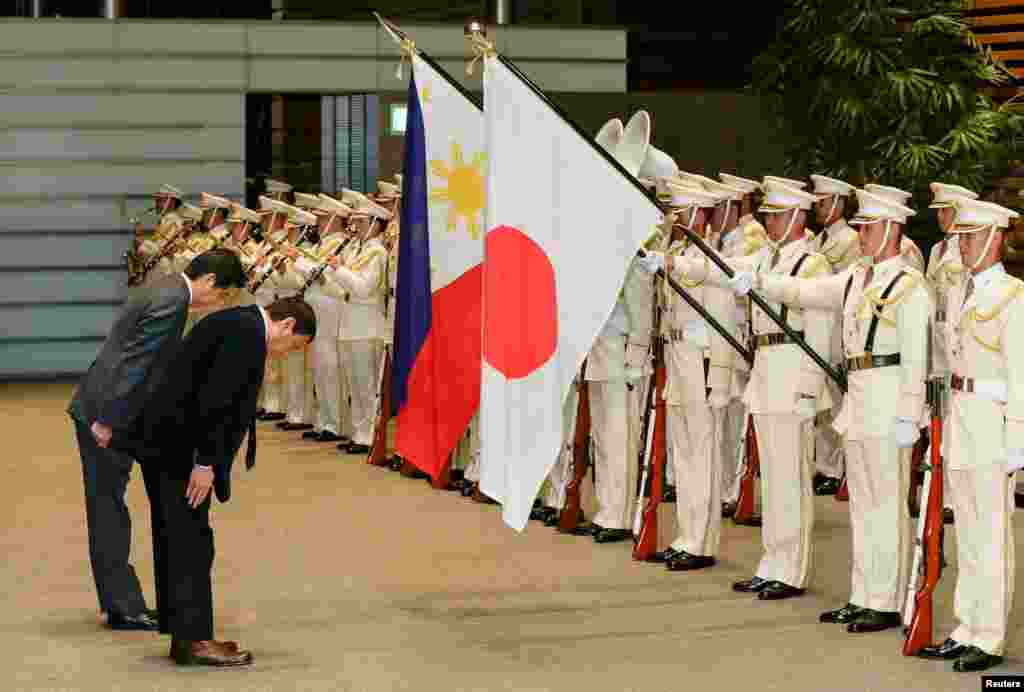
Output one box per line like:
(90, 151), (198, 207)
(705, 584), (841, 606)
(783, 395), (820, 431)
(68, 274), (190, 431)
(114, 306), (267, 503)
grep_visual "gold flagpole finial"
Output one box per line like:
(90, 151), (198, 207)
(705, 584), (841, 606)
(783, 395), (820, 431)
(465, 18), (495, 76)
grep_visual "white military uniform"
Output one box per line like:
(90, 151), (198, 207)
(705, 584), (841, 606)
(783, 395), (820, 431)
(585, 259), (654, 531)
(941, 199), (1023, 657)
(670, 186), (833, 589)
(137, 211), (187, 285)
(760, 247), (931, 613)
(322, 234), (389, 447)
(662, 234), (737, 557)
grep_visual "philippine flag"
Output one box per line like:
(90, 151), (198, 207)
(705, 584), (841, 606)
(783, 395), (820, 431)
(479, 55), (663, 531)
(391, 52), (485, 480)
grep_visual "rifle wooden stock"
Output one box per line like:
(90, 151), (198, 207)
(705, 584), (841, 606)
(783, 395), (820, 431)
(558, 376), (592, 533)
(632, 361), (666, 561)
(733, 414), (762, 526)
(903, 383), (945, 656)
(367, 348), (393, 467)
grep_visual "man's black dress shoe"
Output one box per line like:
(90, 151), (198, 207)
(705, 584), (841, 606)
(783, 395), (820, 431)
(953, 646), (1004, 673)
(389, 456), (404, 472)
(258, 411), (286, 422)
(649, 547), (682, 564)
(544, 509), (565, 527)
(819, 603), (865, 624)
(346, 443), (371, 455)
(757, 581), (805, 600)
(1016, 491), (1024, 509)
(280, 422), (314, 431)
(917, 638), (967, 660)
(666, 553), (715, 571)
(107, 611), (159, 631)
(721, 501), (736, 518)
(846, 609), (901, 633)
(943, 508), (955, 524)
(593, 528), (632, 544)
(663, 485), (677, 503)
(461, 479), (475, 497)
(569, 522), (599, 537)
(732, 576), (770, 593)
(302, 430), (321, 440)
(255, 408), (266, 418)
(814, 476), (840, 496)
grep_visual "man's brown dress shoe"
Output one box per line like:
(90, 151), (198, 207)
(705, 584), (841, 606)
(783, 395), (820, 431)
(170, 639), (253, 666)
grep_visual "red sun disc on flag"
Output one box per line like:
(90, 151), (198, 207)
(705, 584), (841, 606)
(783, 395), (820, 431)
(483, 225), (558, 379)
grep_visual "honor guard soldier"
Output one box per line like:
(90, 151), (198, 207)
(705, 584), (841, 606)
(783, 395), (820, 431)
(916, 198), (1023, 673)
(288, 194), (355, 444)
(135, 184), (185, 270)
(653, 181), (738, 570)
(251, 196), (293, 422)
(321, 191), (392, 455)
(642, 180), (834, 599)
(807, 174), (861, 496)
(737, 188), (932, 632)
(863, 184), (926, 271)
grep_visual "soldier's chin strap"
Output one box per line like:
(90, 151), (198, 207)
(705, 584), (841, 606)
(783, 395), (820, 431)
(858, 220), (895, 268)
(970, 225), (998, 272)
(766, 207), (802, 255)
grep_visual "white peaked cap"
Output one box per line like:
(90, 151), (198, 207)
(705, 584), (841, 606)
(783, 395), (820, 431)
(665, 180), (722, 209)
(266, 178), (293, 194)
(394, 173), (403, 187)
(340, 188), (367, 207)
(200, 192), (233, 210)
(594, 117), (624, 154)
(258, 195), (277, 212)
(377, 181), (401, 198)
(719, 173), (761, 193)
(810, 174), (854, 198)
(758, 181), (819, 213)
(704, 180), (747, 202)
(288, 207), (318, 226)
(228, 206), (262, 224)
(865, 183), (913, 205)
(849, 189), (916, 225)
(950, 198), (1019, 233)
(178, 203), (204, 221)
(159, 184), (184, 198)
(764, 175), (807, 190)
(677, 172), (718, 189)
(315, 194), (353, 216)
(637, 145), (679, 181)
(930, 182), (979, 209)
(614, 110), (651, 178)
(358, 197), (394, 221)
(293, 192), (322, 209)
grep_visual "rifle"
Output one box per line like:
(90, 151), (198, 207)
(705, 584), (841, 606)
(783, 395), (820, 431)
(733, 414), (763, 526)
(298, 233), (355, 297)
(558, 362), (591, 533)
(632, 336), (667, 561)
(367, 347), (393, 468)
(903, 329), (946, 655)
(249, 226), (313, 293)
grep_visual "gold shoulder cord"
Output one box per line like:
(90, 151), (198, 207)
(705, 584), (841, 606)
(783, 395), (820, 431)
(348, 247), (390, 290)
(963, 280), (1024, 352)
(856, 272), (922, 326)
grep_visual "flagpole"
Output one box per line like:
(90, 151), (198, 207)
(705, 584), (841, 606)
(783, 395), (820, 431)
(487, 48), (846, 392)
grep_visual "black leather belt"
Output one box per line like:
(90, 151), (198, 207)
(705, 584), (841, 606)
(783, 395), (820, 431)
(845, 353), (901, 372)
(753, 331), (804, 349)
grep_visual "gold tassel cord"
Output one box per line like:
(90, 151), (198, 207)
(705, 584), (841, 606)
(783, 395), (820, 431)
(466, 32), (496, 77)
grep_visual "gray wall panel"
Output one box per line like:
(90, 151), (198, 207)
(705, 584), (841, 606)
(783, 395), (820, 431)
(0, 304), (119, 340)
(0, 200), (124, 232)
(0, 162), (244, 199)
(0, 93), (245, 128)
(0, 340), (102, 377)
(0, 234), (131, 268)
(0, 270), (126, 303)
(0, 127), (245, 162)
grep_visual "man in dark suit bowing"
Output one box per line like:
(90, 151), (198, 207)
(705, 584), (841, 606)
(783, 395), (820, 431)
(114, 297), (315, 666)
(68, 250), (245, 631)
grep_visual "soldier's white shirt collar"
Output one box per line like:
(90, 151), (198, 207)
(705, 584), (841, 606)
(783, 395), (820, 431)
(823, 218), (850, 239)
(181, 273), (193, 305)
(971, 262), (1006, 290)
(865, 253), (905, 282)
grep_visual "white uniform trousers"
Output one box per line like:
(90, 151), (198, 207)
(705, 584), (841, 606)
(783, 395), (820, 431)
(753, 414), (815, 588)
(253, 289), (283, 414)
(284, 349), (315, 424)
(462, 415), (481, 483)
(667, 402), (722, 556)
(305, 294), (343, 434)
(844, 438), (911, 612)
(543, 384), (579, 510)
(589, 378), (644, 531)
(815, 379), (845, 478)
(721, 398), (746, 504)
(343, 340), (383, 446)
(948, 467), (1016, 656)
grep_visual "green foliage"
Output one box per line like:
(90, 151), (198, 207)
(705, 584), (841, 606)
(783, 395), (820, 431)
(751, 0), (1024, 239)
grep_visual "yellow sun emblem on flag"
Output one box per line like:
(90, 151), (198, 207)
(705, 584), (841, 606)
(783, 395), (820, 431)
(429, 141), (486, 240)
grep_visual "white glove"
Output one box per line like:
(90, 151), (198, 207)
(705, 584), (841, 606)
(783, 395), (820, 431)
(893, 418), (917, 449)
(708, 388), (730, 410)
(638, 251), (665, 275)
(1007, 448), (1024, 474)
(795, 395), (816, 419)
(728, 271), (756, 296)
